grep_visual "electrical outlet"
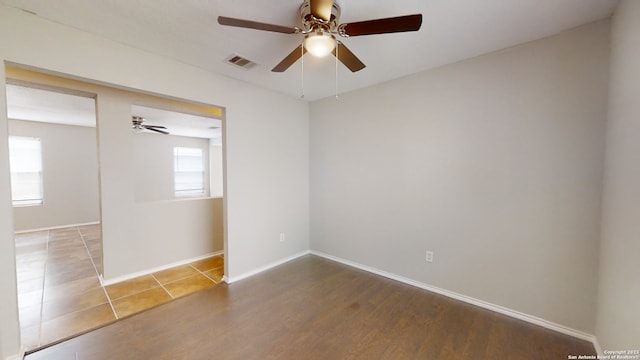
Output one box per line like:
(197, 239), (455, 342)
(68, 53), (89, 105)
(279, 233), (285, 242)
(425, 251), (434, 263)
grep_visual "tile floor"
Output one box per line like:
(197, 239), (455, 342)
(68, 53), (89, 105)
(14, 225), (224, 351)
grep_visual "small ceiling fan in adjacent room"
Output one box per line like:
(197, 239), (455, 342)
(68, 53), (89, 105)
(132, 116), (169, 135)
(217, 0), (423, 73)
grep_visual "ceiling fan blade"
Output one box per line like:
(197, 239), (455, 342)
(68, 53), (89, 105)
(333, 42), (365, 72)
(340, 14), (422, 37)
(218, 16), (298, 34)
(309, 0), (334, 22)
(145, 127), (169, 135)
(143, 125), (167, 129)
(272, 45), (307, 72)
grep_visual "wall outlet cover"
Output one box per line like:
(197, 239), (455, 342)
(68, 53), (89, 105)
(426, 251), (434, 263)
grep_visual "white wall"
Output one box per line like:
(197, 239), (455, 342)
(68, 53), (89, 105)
(9, 120), (100, 231)
(209, 144), (223, 198)
(88, 85), (227, 281)
(133, 132), (210, 202)
(130, 132), (223, 269)
(0, 5), (309, 358)
(596, 0), (640, 350)
(310, 20), (609, 334)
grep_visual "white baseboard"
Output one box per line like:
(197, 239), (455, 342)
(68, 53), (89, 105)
(225, 250), (310, 284)
(14, 221), (100, 234)
(311, 250), (598, 345)
(102, 250), (224, 286)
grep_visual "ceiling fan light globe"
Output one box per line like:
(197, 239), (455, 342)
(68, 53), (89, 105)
(304, 32), (335, 57)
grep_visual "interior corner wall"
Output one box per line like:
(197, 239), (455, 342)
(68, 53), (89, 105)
(0, 4), (309, 357)
(310, 20), (610, 334)
(596, 0), (640, 349)
(9, 120), (100, 231)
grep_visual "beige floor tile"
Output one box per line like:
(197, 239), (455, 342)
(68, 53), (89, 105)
(48, 229), (80, 237)
(15, 231), (48, 243)
(190, 256), (224, 272)
(203, 267), (224, 283)
(18, 303), (42, 329)
(18, 277), (45, 294)
(15, 244), (47, 256)
(153, 265), (199, 285)
(78, 225), (101, 234)
(43, 276), (102, 302)
(40, 303), (116, 345)
(45, 260), (95, 277)
(41, 287), (109, 322)
(46, 250), (90, 263)
(163, 274), (215, 299)
(111, 287), (172, 318)
(17, 267), (45, 282)
(14, 226), (111, 350)
(18, 289), (43, 309)
(15, 226), (225, 351)
(105, 275), (160, 300)
(15, 254), (47, 269)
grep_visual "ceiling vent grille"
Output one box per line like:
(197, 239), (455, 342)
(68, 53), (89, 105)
(225, 54), (257, 70)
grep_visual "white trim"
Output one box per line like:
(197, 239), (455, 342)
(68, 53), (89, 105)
(311, 250), (597, 344)
(14, 221), (100, 234)
(593, 337), (603, 356)
(101, 250), (223, 286)
(225, 250), (310, 284)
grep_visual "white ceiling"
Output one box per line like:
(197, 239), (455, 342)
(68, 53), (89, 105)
(0, 0), (618, 101)
(132, 105), (222, 140)
(6, 84), (222, 139)
(6, 84), (96, 127)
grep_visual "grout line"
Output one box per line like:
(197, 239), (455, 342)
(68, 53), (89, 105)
(151, 274), (175, 300)
(36, 229), (51, 348)
(189, 264), (222, 284)
(103, 287), (118, 320)
(19, 225), (116, 350)
(77, 225), (118, 320)
(77, 226), (101, 285)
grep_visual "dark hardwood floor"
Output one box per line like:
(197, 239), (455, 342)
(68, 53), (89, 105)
(25, 255), (595, 359)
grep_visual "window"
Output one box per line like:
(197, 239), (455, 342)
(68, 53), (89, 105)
(174, 147), (205, 196)
(8, 136), (43, 206)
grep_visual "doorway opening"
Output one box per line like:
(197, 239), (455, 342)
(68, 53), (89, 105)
(6, 81), (103, 350)
(5, 65), (227, 352)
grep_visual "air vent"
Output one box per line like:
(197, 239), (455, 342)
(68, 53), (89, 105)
(225, 54), (257, 70)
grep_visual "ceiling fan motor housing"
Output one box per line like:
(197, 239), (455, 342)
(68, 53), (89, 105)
(299, 0), (341, 33)
(132, 115), (144, 129)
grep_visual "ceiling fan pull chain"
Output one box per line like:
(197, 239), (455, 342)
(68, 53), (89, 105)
(300, 42), (305, 99)
(335, 41), (339, 100)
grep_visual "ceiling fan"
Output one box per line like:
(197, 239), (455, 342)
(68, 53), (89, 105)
(218, 0), (422, 73)
(132, 116), (169, 135)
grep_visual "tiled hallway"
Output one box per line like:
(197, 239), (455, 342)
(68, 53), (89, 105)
(15, 225), (224, 351)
